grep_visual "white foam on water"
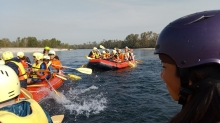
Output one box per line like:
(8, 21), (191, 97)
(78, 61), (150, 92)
(46, 85), (107, 118)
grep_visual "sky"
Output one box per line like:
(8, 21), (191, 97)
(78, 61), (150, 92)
(0, 0), (220, 45)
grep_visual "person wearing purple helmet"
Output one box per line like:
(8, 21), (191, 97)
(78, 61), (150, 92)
(155, 10), (220, 123)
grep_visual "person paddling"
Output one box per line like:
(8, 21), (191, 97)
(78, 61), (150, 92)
(37, 55), (53, 80)
(49, 50), (65, 73)
(88, 47), (98, 58)
(17, 51), (31, 70)
(2, 51), (28, 88)
(27, 52), (43, 84)
(154, 10), (220, 123)
(0, 65), (53, 123)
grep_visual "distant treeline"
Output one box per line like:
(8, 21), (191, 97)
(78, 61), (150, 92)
(73, 31), (158, 49)
(0, 31), (158, 49)
(0, 37), (71, 49)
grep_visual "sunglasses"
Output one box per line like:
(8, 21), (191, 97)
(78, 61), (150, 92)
(48, 54), (54, 56)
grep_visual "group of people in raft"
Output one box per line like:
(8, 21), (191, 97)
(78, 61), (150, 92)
(0, 46), (65, 122)
(88, 46), (135, 62)
(1, 10), (220, 123)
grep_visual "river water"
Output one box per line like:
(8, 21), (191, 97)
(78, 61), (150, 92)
(25, 49), (181, 123)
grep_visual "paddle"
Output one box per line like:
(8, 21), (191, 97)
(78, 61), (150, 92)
(99, 45), (106, 49)
(66, 73), (82, 80)
(45, 78), (61, 97)
(38, 69), (80, 81)
(128, 61), (136, 68)
(51, 115), (64, 123)
(136, 60), (143, 63)
(52, 64), (92, 74)
(21, 88), (64, 123)
(27, 84), (47, 88)
(56, 74), (67, 80)
(85, 55), (94, 60)
(20, 88), (33, 99)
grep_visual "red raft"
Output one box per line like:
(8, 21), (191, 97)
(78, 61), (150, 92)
(87, 59), (136, 70)
(19, 76), (65, 102)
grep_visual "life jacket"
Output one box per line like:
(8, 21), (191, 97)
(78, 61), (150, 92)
(37, 62), (51, 79)
(0, 99), (48, 123)
(11, 61), (28, 80)
(102, 53), (106, 59)
(105, 53), (110, 58)
(119, 53), (124, 61)
(89, 51), (96, 58)
(31, 62), (42, 78)
(124, 52), (129, 60)
(94, 53), (100, 59)
(20, 59), (28, 68)
(51, 59), (62, 70)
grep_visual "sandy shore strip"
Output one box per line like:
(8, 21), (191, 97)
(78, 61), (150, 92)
(0, 47), (68, 54)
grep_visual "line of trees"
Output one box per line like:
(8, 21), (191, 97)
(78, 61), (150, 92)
(0, 31), (158, 49)
(72, 31), (158, 49)
(0, 37), (70, 49)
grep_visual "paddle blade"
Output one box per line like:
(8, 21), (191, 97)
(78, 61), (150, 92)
(136, 60), (143, 63)
(75, 68), (92, 74)
(99, 45), (106, 49)
(68, 74), (82, 80)
(51, 115), (64, 123)
(128, 61), (136, 68)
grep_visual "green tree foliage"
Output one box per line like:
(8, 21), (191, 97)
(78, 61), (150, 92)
(0, 31), (158, 49)
(0, 37), (71, 49)
(73, 31), (158, 49)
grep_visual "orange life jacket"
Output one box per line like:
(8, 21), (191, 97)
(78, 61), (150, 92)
(119, 53), (124, 61)
(11, 61), (28, 80)
(51, 58), (62, 70)
(20, 59), (28, 68)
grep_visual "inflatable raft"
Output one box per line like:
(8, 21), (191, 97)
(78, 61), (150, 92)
(87, 59), (136, 70)
(19, 76), (65, 102)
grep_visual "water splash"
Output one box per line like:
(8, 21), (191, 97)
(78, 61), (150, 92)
(46, 85), (107, 119)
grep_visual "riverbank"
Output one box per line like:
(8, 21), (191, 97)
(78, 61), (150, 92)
(0, 47), (68, 54)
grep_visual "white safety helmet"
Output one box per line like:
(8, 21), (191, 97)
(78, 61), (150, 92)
(17, 52), (24, 58)
(102, 51), (106, 54)
(112, 50), (117, 54)
(0, 65), (20, 103)
(43, 55), (50, 60)
(48, 50), (56, 55)
(93, 47), (97, 51)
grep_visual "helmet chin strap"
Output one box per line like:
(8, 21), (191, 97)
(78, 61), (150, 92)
(178, 68), (193, 106)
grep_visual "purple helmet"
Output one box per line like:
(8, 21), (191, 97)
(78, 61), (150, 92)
(155, 10), (220, 68)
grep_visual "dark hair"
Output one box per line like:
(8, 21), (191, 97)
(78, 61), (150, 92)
(170, 63), (220, 123)
(43, 49), (49, 54)
(54, 55), (59, 60)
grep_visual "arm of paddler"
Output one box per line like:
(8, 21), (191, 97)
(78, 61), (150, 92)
(37, 64), (47, 79)
(51, 60), (67, 70)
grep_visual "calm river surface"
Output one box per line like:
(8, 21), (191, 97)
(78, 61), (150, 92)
(25, 49), (181, 123)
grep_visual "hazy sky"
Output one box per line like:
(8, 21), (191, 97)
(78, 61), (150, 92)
(1, 0), (220, 45)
